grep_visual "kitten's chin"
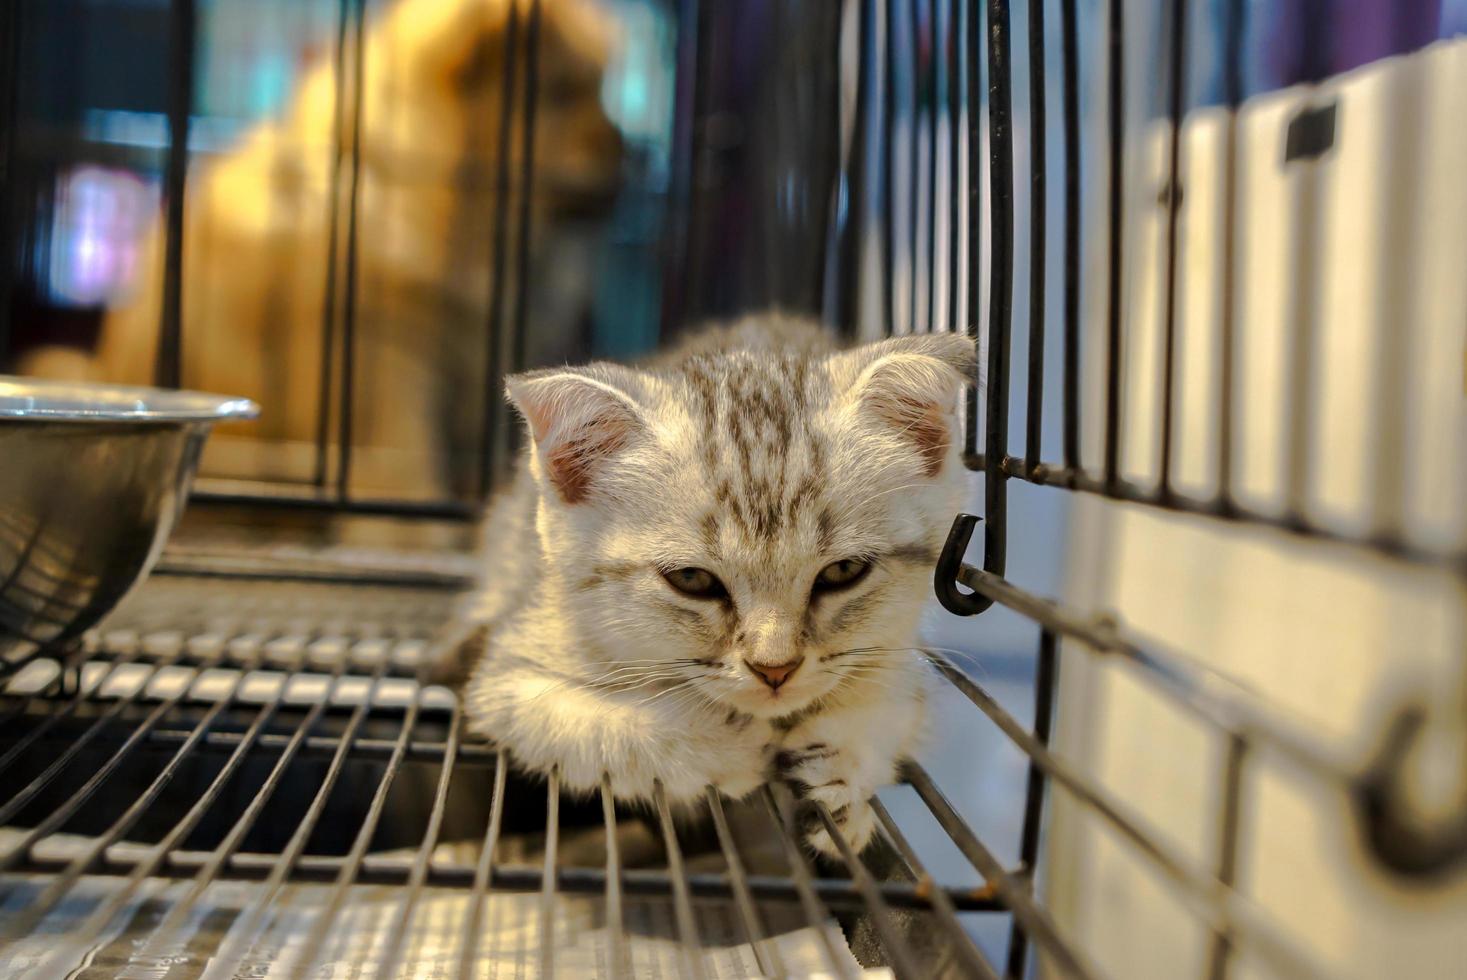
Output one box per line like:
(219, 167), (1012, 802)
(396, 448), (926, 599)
(717, 681), (833, 719)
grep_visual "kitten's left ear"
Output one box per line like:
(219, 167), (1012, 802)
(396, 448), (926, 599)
(832, 332), (978, 477)
(505, 364), (648, 505)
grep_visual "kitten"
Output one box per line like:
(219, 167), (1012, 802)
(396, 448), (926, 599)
(452, 315), (974, 854)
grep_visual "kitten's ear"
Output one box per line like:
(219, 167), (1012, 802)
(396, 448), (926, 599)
(833, 332), (978, 477)
(505, 365), (647, 505)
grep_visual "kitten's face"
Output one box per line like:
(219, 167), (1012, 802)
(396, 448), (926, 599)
(509, 323), (974, 719)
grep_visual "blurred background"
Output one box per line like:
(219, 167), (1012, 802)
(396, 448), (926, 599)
(2, 0), (1466, 974)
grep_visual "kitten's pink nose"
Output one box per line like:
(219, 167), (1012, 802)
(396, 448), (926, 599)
(744, 657), (803, 690)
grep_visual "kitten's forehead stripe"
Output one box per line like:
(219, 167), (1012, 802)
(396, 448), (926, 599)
(675, 343), (830, 544)
(699, 512), (721, 554)
(816, 508), (835, 552)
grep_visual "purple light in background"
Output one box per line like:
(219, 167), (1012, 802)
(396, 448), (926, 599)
(47, 165), (156, 308)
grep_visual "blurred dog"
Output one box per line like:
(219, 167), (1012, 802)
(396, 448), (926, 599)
(19, 0), (623, 503)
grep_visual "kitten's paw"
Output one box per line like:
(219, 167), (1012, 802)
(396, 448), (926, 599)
(775, 743), (878, 857)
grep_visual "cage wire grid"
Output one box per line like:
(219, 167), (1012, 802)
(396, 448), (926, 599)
(2, 0), (1466, 978)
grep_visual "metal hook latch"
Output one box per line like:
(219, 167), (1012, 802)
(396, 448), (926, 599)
(1355, 705), (1467, 880)
(934, 513), (994, 617)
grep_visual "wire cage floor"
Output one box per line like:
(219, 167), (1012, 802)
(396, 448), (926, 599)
(0, 556), (1028, 979)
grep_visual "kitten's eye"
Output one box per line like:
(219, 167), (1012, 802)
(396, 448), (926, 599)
(663, 567), (728, 599)
(814, 558), (872, 593)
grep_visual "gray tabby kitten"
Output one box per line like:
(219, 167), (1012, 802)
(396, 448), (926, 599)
(449, 315), (974, 854)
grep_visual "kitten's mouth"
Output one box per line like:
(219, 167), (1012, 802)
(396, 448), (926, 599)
(719, 680), (828, 718)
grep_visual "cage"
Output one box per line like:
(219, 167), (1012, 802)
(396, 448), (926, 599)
(1, 0), (1466, 977)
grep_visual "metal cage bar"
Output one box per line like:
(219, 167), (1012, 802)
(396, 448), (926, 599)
(506, 0), (541, 465)
(376, 702), (463, 976)
(946, 0), (963, 339)
(333, 0), (369, 502)
(1156, 0), (1188, 497)
(951, 0), (1017, 616)
(1022, 0), (1047, 473)
(1058, 0), (1081, 475)
(869, 795), (999, 979)
(1101, 0), (1126, 492)
(1215, 0), (1245, 507)
(705, 786), (782, 976)
(912, 0), (931, 339)
(457, 748), (508, 977)
(541, 765), (563, 976)
(0, 0), (22, 364)
(655, 777), (708, 980)
(312, 0), (354, 490)
(812, 798), (925, 978)
(290, 689), (425, 976)
(758, 784), (851, 974)
(906, 759), (1101, 980)
(1005, 627), (1058, 977)
(154, 0), (195, 390)
(604, 775), (634, 978)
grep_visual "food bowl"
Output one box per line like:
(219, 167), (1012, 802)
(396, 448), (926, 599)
(0, 377), (258, 670)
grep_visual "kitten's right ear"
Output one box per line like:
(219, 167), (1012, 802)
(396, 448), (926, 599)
(831, 332), (977, 477)
(505, 366), (646, 505)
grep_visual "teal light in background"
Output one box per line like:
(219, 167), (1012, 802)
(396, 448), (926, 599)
(597, 0), (674, 182)
(587, 0), (677, 360)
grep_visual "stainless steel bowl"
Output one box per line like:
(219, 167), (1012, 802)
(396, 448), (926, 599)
(0, 377), (258, 670)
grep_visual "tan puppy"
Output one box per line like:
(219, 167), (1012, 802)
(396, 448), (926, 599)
(21, 0), (623, 502)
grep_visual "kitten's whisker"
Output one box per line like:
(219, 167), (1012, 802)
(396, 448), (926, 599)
(584, 680), (694, 719)
(577, 660), (715, 683)
(619, 677), (715, 707)
(823, 644), (986, 667)
(832, 660), (924, 683)
(588, 666), (691, 683)
(517, 664), (710, 704)
(651, 687), (717, 716)
(586, 658), (719, 676)
(590, 672), (702, 693)
(831, 669), (919, 697)
(518, 675), (587, 702)
(613, 677), (692, 707)
(620, 678), (702, 709)
(576, 658), (710, 671)
(833, 664), (922, 680)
